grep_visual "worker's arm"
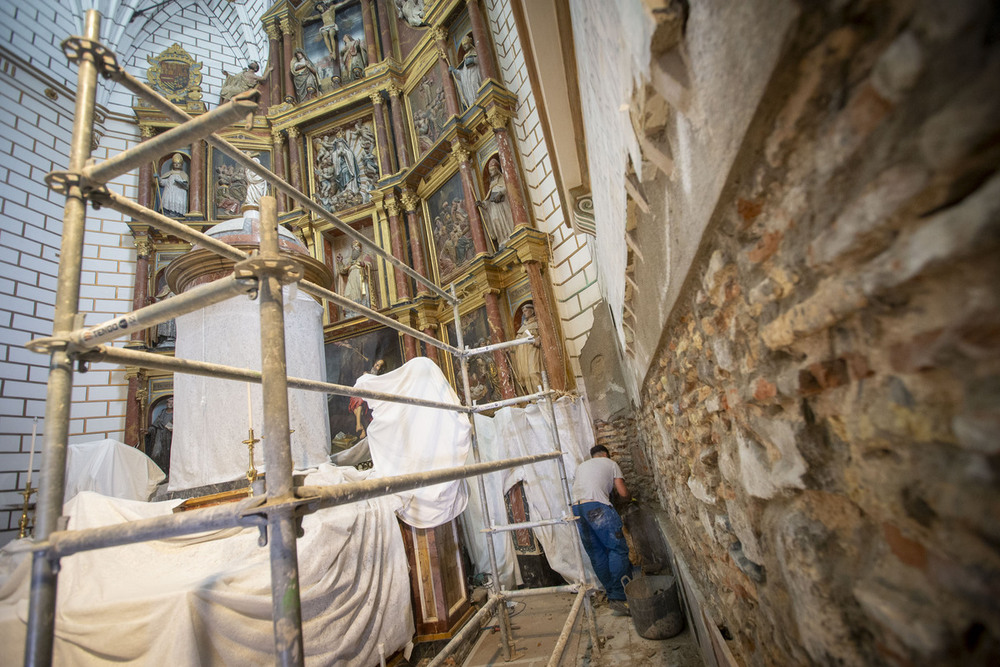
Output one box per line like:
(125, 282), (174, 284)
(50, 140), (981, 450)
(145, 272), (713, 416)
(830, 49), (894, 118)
(614, 477), (631, 503)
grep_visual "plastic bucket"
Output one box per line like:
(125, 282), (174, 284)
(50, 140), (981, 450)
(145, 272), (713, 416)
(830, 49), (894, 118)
(622, 574), (686, 640)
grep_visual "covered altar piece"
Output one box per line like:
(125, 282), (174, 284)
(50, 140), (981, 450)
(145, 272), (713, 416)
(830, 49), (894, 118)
(1, 358), (473, 665)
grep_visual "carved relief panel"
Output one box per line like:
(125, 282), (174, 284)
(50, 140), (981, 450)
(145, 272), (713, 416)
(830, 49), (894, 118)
(309, 113), (380, 213)
(425, 171), (474, 282)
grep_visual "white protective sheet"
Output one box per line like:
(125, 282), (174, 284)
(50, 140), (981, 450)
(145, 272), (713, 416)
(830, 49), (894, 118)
(461, 397), (600, 588)
(356, 357), (471, 528)
(64, 439), (165, 501)
(0, 464), (413, 666)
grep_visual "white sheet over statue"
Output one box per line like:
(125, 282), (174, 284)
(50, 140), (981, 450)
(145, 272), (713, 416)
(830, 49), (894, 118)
(170, 285), (330, 491)
(355, 357), (471, 528)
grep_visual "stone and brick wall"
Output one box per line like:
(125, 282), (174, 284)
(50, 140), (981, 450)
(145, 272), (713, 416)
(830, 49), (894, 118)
(631, 0), (1000, 663)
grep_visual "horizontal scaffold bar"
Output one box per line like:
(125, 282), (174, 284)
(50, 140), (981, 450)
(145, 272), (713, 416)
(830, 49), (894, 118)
(77, 345), (475, 413)
(16, 452), (561, 560)
(480, 516), (576, 533)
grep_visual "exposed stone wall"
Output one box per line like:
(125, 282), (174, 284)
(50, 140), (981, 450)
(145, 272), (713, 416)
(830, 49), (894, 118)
(594, 414), (656, 504)
(636, 1), (1000, 664)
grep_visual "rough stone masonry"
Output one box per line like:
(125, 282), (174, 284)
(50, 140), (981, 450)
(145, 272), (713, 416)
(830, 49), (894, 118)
(632, 0), (1000, 664)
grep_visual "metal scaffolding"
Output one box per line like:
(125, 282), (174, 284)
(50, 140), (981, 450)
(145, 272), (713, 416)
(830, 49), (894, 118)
(20, 11), (600, 666)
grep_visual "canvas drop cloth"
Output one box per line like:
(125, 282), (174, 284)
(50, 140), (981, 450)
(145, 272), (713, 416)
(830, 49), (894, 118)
(65, 438), (165, 502)
(0, 464), (413, 666)
(461, 397), (600, 590)
(356, 357), (471, 529)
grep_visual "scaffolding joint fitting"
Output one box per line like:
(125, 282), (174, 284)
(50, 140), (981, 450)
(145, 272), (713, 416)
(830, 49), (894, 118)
(61, 36), (119, 78)
(25, 335), (71, 356)
(233, 257), (304, 286)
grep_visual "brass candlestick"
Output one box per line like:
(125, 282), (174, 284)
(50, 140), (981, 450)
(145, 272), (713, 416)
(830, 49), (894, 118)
(17, 482), (35, 539)
(242, 428), (261, 495)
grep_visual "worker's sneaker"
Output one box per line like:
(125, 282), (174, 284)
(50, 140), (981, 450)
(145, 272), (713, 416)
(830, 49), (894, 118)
(609, 600), (630, 616)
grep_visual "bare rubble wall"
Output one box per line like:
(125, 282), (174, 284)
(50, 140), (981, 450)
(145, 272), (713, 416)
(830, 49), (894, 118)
(635, 0), (1000, 664)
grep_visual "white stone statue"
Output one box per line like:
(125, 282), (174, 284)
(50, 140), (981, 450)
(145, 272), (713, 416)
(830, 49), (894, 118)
(158, 153), (189, 217)
(476, 156), (515, 248)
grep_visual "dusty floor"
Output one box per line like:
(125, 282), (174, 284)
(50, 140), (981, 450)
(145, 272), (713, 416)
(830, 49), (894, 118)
(459, 593), (703, 667)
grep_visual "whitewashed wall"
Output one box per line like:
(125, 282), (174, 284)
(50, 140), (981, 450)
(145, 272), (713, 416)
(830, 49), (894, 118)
(484, 0), (603, 387)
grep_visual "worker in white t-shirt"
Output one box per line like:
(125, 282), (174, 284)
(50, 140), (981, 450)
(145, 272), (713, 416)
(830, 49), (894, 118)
(571, 444), (631, 616)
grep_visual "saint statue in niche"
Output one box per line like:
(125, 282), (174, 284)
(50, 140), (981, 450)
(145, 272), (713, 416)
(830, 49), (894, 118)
(151, 280), (176, 349)
(219, 62), (271, 103)
(450, 33), (481, 109)
(243, 154), (267, 209)
(291, 49), (321, 102)
(394, 0), (426, 27)
(336, 239), (375, 318)
(477, 156), (515, 249)
(147, 396), (173, 475)
(340, 33), (368, 82)
(511, 301), (542, 395)
(157, 153), (189, 217)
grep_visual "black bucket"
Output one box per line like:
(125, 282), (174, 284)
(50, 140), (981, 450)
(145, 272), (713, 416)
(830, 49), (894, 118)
(622, 574), (685, 640)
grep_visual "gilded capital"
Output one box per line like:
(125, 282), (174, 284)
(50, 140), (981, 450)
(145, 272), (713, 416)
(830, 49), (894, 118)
(384, 198), (401, 217)
(134, 236), (153, 259)
(271, 129), (285, 146)
(287, 126), (300, 139)
(140, 125), (155, 139)
(450, 140), (471, 164)
(386, 83), (402, 98)
(486, 107), (511, 130)
(401, 189), (419, 212)
(279, 18), (294, 35)
(265, 23), (280, 41)
(369, 91), (383, 106)
(432, 26), (449, 44)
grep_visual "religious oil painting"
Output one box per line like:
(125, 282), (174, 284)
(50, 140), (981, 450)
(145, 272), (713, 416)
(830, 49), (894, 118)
(408, 64), (448, 157)
(322, 220), (381, 322)
(311, 115), (379, 213)
(302, 0), (369, 91)
(325, 328), (403, 448)
(446, 307), (502, 406)
(427, 172), (474, 282)
(210, 149), (270, 219)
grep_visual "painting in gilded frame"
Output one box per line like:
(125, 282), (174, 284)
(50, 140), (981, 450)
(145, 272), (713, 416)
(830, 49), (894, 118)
(426, 171), (474, 282)
(325, 328), (403, 447)
(408, 63), (448, 157)
(446, 307), (503, 406)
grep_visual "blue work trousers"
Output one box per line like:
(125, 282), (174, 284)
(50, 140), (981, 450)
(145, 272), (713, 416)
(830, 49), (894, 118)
(573, 501), (629, 601)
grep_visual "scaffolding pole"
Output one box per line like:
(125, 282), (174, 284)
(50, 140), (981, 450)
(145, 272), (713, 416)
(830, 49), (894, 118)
(24, 11), (101, 667)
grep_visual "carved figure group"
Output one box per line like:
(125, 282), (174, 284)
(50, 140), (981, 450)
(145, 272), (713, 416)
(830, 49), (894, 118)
(413, 75), (447, 153)
(214, 154), (267, 215)
(432, 197), (474, 276)
(314, 121), (377, 211)
(477, 156), (515, 248)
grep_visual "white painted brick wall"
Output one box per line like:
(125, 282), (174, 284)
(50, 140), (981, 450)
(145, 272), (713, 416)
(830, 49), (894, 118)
(483, 0), (602, 380)
(0, 0), (269, 544)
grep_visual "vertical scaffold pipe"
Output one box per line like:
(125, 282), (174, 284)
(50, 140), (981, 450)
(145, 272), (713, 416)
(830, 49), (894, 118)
(25, 10), (102, 667)
(452, 286), (515, 661)
(540, 370), (601, 656)
(257, 197), (305, 666)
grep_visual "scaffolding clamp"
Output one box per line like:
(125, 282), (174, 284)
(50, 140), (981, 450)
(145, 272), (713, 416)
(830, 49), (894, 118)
(234, 256), (304, 286)
(44, 169), (109, 198)
(61, 36), (119, 79)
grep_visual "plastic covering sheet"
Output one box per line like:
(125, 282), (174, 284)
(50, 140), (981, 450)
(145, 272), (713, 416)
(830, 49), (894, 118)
(356, 357), (471, 529)
(462, 396), (600, 589)
(64, 439), (165, 502)
(0, 465), (413, 666)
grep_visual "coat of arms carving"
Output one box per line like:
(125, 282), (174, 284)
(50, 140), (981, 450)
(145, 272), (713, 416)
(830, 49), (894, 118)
(146, 44), (204, 103)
